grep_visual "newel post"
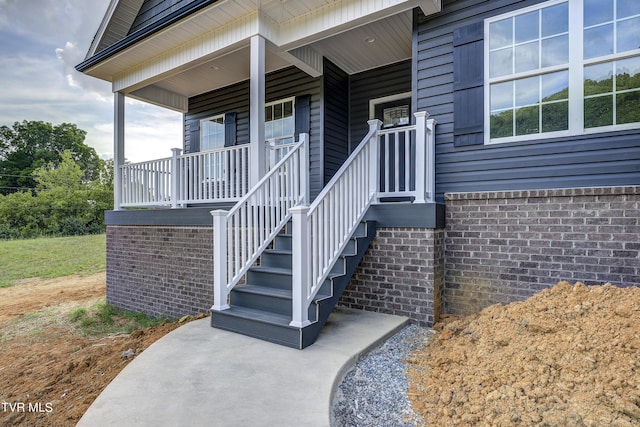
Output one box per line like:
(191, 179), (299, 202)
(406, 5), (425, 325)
(211, 210), (230, 311)
(414, 112), (429, 204)
(367, 119), (382, 198)
(290, 205), (311, 327)
(299, 133), (310, 204)
(426, 117), (437, 203)
(171, 148), (182, 208)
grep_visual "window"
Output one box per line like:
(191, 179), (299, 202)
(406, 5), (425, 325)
(265, 98), (295, 144)
(485, 0), (640, 144)
(200, 115), (225, 151)
(265, 98), (295, 168)
(369, 92), (412, 128)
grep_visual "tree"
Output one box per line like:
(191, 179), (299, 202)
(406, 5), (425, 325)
(0, 121), (103, 195)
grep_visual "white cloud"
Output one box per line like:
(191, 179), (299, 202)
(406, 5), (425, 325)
(0, 0), (183, 163)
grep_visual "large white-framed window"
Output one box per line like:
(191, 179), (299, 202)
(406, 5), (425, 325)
(200, 114), (225, 151)
(485, 0), (640, 144)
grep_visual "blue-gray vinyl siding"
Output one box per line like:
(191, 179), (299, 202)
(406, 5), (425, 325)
(415, 0), (640, 199)
(349, 60), (412, 148)
(129, 0), (197, 34)
(322, 58), (349, 184)
(183, 66), (323, 198)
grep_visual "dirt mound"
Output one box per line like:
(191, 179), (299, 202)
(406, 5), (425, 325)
(407, 281), (640, 426)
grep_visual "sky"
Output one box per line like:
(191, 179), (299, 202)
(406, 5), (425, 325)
(0, 0), (182, 162)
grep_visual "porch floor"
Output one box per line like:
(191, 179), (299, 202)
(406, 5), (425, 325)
(77, 308), (407, 427)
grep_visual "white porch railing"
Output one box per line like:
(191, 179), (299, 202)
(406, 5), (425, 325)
(177, 145), (250, 205)
(120, 156), (173, 207)
(265, 136), (297, 171)
(118, 145), (250, 208)
(211, 134), (309, 311)
(290, 112), (436, 327)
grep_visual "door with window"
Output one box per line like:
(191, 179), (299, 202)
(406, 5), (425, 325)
(370, 93), (414, 199)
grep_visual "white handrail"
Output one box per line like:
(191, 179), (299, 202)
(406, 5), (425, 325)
(212, 134), (309, 311)
(290, 112), (436, 326)
(265, 136), (296, 171)
(290, 120), (381, 327)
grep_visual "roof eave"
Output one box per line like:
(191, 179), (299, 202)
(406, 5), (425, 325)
(76, 0), (220, 74)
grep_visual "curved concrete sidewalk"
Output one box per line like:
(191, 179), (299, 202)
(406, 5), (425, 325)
(78, 307), (407, 427)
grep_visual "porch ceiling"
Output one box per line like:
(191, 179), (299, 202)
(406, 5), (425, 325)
(147, 10), (413, 99)
(82, 0), (438, 110)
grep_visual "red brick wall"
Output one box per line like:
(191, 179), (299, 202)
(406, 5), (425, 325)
(339, 228), (445, 326)
(444, 186), (640, 315)
(106, 226), (214, 318)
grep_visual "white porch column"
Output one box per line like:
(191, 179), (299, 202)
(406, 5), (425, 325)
(249, 35), (266, 188)
(113, 92), (125, 210)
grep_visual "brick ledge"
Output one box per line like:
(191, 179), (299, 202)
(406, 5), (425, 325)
(445, 186), (640, 201)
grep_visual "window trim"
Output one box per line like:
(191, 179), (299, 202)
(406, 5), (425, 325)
(369, 92), (413, 122)
(199, 114), (225, 151)
(483, 0), (640, 145)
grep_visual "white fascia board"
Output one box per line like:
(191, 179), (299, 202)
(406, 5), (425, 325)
(86, 0), (120, 59)
(275, 0), (440, 50)
(129, 85), (189, 112)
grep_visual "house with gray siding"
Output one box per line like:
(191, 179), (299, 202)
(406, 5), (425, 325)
(78, 0), (639, 348)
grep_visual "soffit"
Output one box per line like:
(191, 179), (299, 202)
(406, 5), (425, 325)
(149, 10), (412, 98)
(81, 0), (439, 105)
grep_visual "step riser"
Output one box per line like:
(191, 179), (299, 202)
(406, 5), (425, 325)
(231, 290), (292, 317)
(211, 313), (301, 349)
(246, 270), (292, 289)
(261, 252), (292, 269)
(274, 235), (291, 251)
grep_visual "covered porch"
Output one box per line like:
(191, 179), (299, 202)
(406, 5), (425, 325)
(76, 0), (442, 210)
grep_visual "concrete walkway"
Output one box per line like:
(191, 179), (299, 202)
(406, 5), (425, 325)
(77, 307), (407, 427)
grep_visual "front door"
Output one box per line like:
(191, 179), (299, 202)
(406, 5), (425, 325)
(370, 93), (413, 200)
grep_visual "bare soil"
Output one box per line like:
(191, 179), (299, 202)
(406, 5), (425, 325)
(3, 276), (639, 426)
(0, 274), (192, 427)
(407, 281), (640, 427)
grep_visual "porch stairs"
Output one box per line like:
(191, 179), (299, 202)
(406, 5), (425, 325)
(210, 113), (435, 349)
(211, 220), (376, 349)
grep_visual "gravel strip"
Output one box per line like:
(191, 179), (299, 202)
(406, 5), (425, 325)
(331, 324), (434, 427)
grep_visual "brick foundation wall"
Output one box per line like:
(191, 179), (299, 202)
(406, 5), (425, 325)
(339, 227), (445, 326)
(445, 186), (640, 316)
(106, 226), (214, 318)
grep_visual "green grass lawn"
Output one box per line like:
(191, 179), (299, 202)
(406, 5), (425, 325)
(0, 234), (106, 288)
